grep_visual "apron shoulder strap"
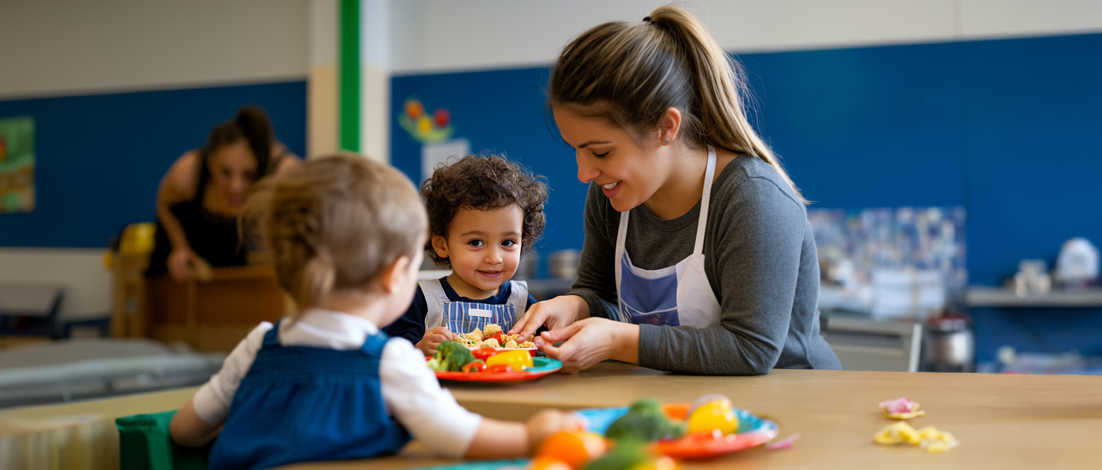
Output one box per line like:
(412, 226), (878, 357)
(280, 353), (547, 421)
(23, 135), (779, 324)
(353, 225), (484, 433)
(694, 145), (717, 255)
(506, 280), (529, 314)
(418, 279), (449, 331)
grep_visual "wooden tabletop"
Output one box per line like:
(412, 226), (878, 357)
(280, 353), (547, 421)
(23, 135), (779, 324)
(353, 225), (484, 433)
(5, 363), (1101, 469)
(282, 362), (1102, 469)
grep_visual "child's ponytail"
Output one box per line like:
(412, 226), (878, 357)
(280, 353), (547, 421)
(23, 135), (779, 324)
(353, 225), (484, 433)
(240, 155), (428, 318)
(295, 253), (335, 311)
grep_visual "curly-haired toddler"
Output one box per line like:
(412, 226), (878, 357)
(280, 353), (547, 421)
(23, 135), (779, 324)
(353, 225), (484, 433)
(384, 155), (549, 356)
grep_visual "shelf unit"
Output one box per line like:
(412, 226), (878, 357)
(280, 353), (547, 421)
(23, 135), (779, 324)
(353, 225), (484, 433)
(965, 286), (1102, 307)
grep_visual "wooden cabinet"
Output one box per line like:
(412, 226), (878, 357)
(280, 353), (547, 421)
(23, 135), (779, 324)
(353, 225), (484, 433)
(112, 258), (290, 352)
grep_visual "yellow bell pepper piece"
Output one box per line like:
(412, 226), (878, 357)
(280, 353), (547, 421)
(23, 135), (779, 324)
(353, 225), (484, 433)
(485, 350), (533, 371)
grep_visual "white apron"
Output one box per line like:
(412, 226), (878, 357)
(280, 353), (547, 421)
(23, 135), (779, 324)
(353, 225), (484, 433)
(614, 145), (721, 328)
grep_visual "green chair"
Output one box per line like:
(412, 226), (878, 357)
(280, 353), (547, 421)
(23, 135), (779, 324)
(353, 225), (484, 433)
(115, 410), (210, 470)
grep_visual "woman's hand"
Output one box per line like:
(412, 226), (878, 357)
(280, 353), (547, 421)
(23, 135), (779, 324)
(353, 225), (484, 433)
(509, 295), (587, 340)
(539, 318), (640, 373)
(168, 247), (198, 282)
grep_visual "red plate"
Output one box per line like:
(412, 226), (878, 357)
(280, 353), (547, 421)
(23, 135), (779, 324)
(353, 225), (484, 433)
(428, 356), (562, 383)
(652, 406), (778, 460)
(579, 403), (779, 460)
(651, 429), (776, 459)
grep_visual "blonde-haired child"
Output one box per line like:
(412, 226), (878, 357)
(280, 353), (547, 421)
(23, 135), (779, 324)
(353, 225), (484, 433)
(169, 154), (578, 470)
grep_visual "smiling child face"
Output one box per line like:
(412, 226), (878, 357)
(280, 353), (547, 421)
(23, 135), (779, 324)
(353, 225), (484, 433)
(432, 204), (524, 299)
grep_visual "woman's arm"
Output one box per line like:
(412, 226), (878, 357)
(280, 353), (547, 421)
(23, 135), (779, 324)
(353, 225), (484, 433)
(638, 176), (806, 375)
(156, 152), (202, 280)
(272, 150), (301, 175)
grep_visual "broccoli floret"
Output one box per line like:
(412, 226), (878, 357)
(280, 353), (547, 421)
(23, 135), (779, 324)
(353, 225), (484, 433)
(429, 340), (478, 372)
(583, 438), (649, 470)
(604, 399), (686, 442)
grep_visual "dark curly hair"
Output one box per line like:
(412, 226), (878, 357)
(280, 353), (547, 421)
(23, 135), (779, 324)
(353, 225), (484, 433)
(421, 155), (548, 268)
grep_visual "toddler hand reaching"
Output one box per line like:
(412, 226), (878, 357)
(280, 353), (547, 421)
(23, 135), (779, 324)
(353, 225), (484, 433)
(417, 326), (456, 356)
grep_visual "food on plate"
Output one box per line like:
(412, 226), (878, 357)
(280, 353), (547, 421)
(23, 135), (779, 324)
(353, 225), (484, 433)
(531, 456), (573, 470)
(458, 323), (536, 348)
(536, 431), (607, 470)
(583, 438), (677, 470)
(485, 349), (534, 371)
(431, 342), (540, 374)
(483, 323), (504, 337)
(605, 399), (687, 442)
(460, 327), (483, 343)
(426, 340), (479, 372)
(686, 398), (738, 435)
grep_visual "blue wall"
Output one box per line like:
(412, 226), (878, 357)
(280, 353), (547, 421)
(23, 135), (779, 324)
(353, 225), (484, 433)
(391, 33), (1102, 362)
(0, 80), (307, 248)
(391, 68), (586, 256)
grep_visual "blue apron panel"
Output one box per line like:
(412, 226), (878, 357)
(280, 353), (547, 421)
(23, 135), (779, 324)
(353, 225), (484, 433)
(446, 302), (517, 336)
(209, 322), (410, 470)
(619, 257), (681, 326)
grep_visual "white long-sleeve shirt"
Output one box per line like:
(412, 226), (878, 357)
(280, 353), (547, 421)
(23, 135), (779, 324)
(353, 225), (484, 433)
(190, 308), (482, 458)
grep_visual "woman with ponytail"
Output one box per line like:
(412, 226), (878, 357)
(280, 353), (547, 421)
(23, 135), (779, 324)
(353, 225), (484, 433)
(510, 6), (840, 375)
(147, 105), (301, 281)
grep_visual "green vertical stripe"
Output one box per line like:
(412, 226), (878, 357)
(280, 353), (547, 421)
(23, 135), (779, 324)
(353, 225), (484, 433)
(339, 0), (360, 152)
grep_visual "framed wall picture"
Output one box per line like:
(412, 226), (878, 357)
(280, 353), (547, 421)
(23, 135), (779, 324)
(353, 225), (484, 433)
(0, 116), (35, 213)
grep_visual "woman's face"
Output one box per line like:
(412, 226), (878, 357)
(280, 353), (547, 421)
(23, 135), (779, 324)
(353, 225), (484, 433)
(209, 140), (258, 208)
(553, 107), (667, 213)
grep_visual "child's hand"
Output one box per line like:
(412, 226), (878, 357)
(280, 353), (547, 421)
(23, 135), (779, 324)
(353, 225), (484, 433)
(525, 409), (586, 452)
(416, 327), (455, 356)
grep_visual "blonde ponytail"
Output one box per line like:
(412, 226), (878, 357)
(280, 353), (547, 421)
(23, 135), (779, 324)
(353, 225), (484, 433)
(549, 5), (807, 203)
(240, 154), (428, 317)
(295, 254), (335, 311)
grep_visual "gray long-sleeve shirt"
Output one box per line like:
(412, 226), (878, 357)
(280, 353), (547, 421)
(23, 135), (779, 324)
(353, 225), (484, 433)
(568, 155), (842, 375)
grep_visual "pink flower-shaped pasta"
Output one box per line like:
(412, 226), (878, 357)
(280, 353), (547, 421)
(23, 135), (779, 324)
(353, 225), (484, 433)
(879, 397), (926, 419)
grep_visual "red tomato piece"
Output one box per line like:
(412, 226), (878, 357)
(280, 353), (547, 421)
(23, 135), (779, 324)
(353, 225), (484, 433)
(462, 362), (487, 373)
(471, 347), (498, 360)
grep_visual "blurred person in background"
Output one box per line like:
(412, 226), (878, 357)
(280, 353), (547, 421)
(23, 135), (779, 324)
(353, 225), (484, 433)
(146, 105), (300, 281)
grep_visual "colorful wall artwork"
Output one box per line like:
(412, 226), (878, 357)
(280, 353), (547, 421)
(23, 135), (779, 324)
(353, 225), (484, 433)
(810, 206), (967, 319)
(0, 116), (35, 213)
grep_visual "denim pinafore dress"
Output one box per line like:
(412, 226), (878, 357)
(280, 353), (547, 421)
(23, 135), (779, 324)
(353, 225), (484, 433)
(208, 319), (410, 470)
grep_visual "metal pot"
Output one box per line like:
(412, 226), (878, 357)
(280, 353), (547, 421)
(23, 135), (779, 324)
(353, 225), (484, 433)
(547, 249), (580, 280)
(922, 314), (974, 372)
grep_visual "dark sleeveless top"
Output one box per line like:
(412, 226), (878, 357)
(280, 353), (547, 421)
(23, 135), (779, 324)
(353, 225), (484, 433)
(145, 149), (287, 277)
